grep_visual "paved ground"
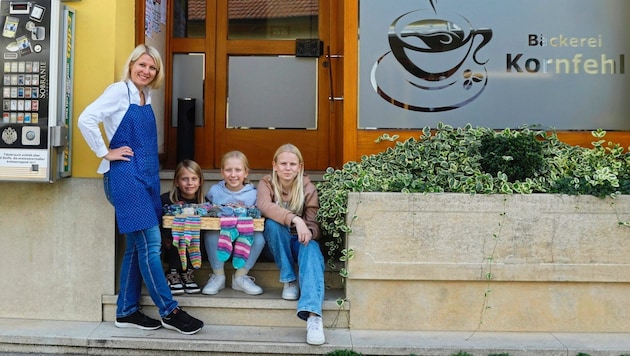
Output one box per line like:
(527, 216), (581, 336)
(1, 318), (630, 355)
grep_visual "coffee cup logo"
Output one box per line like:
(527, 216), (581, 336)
(389, 10), (492, 81)
(371, 4), (494, 112)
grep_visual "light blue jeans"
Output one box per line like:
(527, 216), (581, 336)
(263, 219), (325, 321)
(117, 226), (179, 318)
(105, 172), (179, 318)
(204, 230), (266, 271)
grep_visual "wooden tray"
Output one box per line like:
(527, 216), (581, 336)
(163, 216), (264, 231)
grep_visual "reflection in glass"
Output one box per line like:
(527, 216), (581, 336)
(227, 56), (317, 129)
(228, 0), (318, 40)
(172, 54), (205, 127)
(173, 0), (206, 38)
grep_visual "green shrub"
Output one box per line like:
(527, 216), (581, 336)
(316, 123), (630, 268)
(326, 350), (363, 356)
(450, 352), (474, 356)
(479, 131), (545, 182)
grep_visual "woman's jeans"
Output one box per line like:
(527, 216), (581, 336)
(263, 219), (325, 321)
(105, 173), (178, 318)
(117, 226), (179, 318)
(204, 230), (266, 271)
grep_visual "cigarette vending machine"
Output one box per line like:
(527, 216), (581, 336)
(0, 0), (75, 182)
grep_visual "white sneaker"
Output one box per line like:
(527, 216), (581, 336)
(281, 281), (299, 300)
(306, 315), (325, 345)
(232, 275), (263, 295)
(201, 274), (225, 295)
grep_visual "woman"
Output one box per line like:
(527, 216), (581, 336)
(256, 144), (326, 345)
(78, 44), (203, 335)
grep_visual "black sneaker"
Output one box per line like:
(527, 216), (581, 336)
(180, 269), (201, 294)
(166, 270), (185, 295)
(161, 307), (204, 335)
(115, 310), (161, 330)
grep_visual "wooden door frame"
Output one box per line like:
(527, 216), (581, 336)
(136, 0), (345, 170)
(212, 0), (339, 170)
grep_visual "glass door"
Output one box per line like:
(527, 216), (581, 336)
(167, 0), (340, 170)
(213, 0), (335, 170)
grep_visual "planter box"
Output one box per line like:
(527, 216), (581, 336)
(345, 192), (630, 332)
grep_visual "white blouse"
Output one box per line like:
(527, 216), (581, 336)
(77, 81), (151, 174)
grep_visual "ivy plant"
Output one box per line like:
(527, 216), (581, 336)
(316, 123), (630, 268)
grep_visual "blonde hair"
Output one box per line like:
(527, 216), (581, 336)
(221, 150), (251, 184)
(271, 144), (305, 215)
(121, 44), (164, 89)
(169, 160), (204, 203)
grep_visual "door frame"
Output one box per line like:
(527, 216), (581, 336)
(136, 0), (345, 170)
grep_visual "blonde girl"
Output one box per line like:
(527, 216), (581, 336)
(256, 144), (325, 345)
(202, 151), (265, 295)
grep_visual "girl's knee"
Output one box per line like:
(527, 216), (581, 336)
(264, 219), (283, 232)
(263, 220), (283, 239)
(253, 232), (265, 247)
(305, 239), (320, 250)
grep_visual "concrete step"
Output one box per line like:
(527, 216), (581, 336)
(103, 263), (349, 328)
(102, 287), (349, 328)
(184, 262), (345, 290)
(4, 318), (630, 356)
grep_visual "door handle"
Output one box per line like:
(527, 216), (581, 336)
(326, 45), (344, 102)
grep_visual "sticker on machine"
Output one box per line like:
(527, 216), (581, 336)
(0, 148), (47, 166)
(0, 148), (47, 179)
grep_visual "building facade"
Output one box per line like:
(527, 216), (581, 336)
(0, 0), (629, 323)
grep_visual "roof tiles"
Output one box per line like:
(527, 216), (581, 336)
(229, 0), (318, 19)
(187, 0), (318, 21)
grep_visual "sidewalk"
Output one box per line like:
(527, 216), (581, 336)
(1, 318), (630, 355)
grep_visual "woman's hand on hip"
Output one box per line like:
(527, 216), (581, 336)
(105, 146), (134, 161)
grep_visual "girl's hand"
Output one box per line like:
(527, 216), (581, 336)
(105, 146), (134, 161)
(293, 216), (312, 245)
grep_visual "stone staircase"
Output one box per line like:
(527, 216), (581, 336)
(102, 262), (350, 329)
(102, 170), (350, 330)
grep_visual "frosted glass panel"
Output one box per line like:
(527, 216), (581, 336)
(171, 53), (205, 127)
(227, 56), (317, 129)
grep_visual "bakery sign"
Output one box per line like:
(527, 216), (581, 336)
(359, 0), (629, 130)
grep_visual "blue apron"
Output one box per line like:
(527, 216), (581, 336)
(108, 85), (162, 234)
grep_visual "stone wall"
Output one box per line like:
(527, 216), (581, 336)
(0, 178), (115, 321)
(345, 192), (630, 332)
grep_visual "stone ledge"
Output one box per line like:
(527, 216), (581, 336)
(348, 261), (630, 282)
(347, 193), (630, 280)
(345, 192), (630, 332)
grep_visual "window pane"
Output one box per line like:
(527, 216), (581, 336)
(228, 0), (318, 40)
(227, 56), (317, 129)
(172, 54), (205, 127)
(173, 0), (206, 38)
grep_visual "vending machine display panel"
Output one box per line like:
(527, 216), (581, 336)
(0, 0), (74, 182)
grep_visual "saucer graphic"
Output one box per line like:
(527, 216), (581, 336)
(370, 51), (488, 112)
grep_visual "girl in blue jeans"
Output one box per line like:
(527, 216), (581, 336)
(256, 144), (326, 346)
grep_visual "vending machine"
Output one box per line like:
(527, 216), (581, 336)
(0, 0), (75, 182)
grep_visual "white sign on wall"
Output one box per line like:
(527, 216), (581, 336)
(359, 0), (629, 130)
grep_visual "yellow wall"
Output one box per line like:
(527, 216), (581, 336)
(70, 0), (135, 178)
